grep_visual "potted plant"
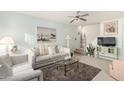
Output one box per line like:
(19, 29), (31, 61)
(11, 45), (18, 53)
(86, 44), (95, 57)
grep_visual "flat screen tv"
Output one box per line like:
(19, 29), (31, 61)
(97, 37), (116, 46)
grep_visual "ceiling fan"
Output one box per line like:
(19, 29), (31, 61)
(68, 11), (89, 23)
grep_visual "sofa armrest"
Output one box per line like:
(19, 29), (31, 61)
(28, 49), (36, 65)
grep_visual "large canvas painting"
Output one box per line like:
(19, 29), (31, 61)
(104, 21), (118, 35)
(37, 26), (56, 43)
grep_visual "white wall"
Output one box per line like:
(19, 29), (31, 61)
(80, 18), (124, 61)
(100, 19), (124, 60)
(82, 24), (100, 46)
(0, 12), (80, 50)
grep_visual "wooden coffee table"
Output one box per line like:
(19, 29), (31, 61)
(56, 58), (79, 76)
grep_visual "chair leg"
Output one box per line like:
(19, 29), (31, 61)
(37, 76), (40, 81)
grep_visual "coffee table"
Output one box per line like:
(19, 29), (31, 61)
(56, 58), (79, 76)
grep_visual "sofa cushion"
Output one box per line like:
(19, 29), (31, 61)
(48, 46), (56, 55)
(36, 55), (50, 62)
(50, 53), (68, 58)
(50, 53), (62, 58)
(60, 53), (68, 56)
(36, 53), (68, 63)
(39, 46), (49, 56)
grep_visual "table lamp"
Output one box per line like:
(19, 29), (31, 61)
(0, 36), (14, 53)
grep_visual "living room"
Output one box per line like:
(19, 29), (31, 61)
(1, 11), (124, 81)
(2, 0), (124, 92)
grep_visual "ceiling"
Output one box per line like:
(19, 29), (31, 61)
(17, 11), (124, 25)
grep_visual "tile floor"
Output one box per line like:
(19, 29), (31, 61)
(75, 55), (115, 81)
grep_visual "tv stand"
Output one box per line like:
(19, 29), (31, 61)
(96, 46), (118, 60)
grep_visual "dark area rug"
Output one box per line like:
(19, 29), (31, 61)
(41, 62), (101, 81)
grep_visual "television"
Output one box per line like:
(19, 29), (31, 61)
(97, 37), (116, 46)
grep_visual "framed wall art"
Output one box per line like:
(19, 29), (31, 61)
(37, 26), (56, 44)
(104, 21), (118, 35)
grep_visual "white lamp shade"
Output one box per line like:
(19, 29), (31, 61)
(0, 36), (14, 45)
(65, 35), (71, 40)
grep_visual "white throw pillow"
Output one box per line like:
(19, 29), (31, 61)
(31, 47), (40, 56)
(55, 45), (59, 53)
(39, 46), (49, 56)
(39, 46), (44, 56)
(48, 47), (56, 55)
(58, 46), (64, 53)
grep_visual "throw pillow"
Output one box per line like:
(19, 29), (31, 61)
(52, 47), (56, 54)
(31, 47), (40, 56)
(48, 47), (56, 55)
(44, 47), (49, 55)
(39, 46), (44, 56)
(58, 46), (64, 53)
(55, 45), (59, 53)
(39, 46), (49, 56)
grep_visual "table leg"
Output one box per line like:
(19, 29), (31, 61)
(57, 65), (59, 70)
(37, 76), (40, 81)
(64, 64), (67, 76)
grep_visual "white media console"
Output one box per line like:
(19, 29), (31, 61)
(96, 46), (118, 60)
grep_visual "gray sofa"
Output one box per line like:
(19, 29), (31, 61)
(28, 46), (71, 69)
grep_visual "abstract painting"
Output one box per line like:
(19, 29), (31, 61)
(37, 26), (56, 43)
(104, 21), (118, 35)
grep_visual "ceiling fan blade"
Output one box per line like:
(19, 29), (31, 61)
(70, 19), (76, 23)
(79, 18), (87, 21)
(80, 14), (89, 17)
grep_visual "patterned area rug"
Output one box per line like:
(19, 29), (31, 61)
(41, 62), (101, 81)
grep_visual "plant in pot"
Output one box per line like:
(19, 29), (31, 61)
(86, 44), (95, 57)
(11, 45), (18, 53)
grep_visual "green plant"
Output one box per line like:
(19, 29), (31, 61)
(86, 44), (95, 56)
(11, 45), (18, 52)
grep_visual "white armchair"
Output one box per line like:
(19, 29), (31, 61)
(0, 54), (43, 81)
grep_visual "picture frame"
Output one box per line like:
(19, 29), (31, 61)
(37, 26), (56, 43)
(104, 21), (118, 35)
